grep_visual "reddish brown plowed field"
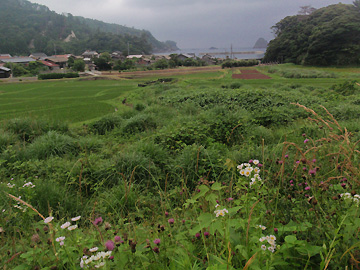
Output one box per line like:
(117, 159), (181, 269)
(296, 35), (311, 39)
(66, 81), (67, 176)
(232, 69), (271, 79)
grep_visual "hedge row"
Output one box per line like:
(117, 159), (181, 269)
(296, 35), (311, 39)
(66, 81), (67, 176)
(222, 59), (259, 68)
(38, 73), (79, 80)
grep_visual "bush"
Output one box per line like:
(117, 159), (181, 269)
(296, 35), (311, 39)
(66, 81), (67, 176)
(25, 131), (79, 159)
(222, 59), (259, 68)
(121, 114), (157, 135)
(89, 114), (123, 135)
(38, 72), (79, 80)
(3, 118), (69, 142)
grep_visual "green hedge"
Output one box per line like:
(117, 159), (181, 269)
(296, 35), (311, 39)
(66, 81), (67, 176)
(38, 72), (79, 80)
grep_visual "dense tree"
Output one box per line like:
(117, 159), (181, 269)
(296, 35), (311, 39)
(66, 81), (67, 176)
(72, 59), (85, 72)
(264, 3), (360, 66)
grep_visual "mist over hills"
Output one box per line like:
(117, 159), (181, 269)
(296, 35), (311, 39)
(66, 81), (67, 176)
(0, 0), (178, 56)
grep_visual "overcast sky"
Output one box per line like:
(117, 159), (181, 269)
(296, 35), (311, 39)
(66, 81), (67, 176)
(28, 0), (354, 49)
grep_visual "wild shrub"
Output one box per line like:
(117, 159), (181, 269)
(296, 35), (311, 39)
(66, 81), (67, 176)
(0, 130), (17, 153)
(25, 131), (79, 159)
(331, 80), (358, 96)
(3, 118), (69, 142)
(89, 114), (123, 135)
(121, 114), (157, 135)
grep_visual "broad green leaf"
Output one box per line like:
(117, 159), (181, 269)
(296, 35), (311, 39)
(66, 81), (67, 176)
(285, 235), (297, 244)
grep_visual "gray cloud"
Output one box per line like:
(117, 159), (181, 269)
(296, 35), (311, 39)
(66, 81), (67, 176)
(29, 0), (355, 48)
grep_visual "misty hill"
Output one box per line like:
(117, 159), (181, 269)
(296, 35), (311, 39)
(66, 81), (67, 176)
(0, 0), (178, 56)
(263, 3), (360, 65)
(253, 38), (268, 49)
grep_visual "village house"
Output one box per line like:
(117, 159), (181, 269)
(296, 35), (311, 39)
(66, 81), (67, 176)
(111, 51), (124, 60)
(45, 56), (68, 69)
(82, 51), (99, 59)
(0, 57), (35, 65)
(0, 66), (11, 78)
(177, 53), (195, 62)
(29, 53), (48, 60)
(39, 60), (60, 71)
(201, 54), (217, 65)
(0, 54), (12, 60)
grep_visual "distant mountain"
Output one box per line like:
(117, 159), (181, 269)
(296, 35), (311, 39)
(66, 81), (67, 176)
(253, 38), (268, 49)
(0, 0), (178, 56)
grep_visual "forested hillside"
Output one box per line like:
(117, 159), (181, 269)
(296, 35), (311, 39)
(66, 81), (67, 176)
(263, 3), (360, 65)
(0, 0), (178, 56)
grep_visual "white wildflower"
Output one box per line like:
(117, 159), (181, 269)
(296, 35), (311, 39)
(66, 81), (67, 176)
(44, 216), (54, 223)
(61, 222), (71, 229)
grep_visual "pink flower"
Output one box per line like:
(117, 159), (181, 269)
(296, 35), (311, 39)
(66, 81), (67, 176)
(93, 217), (103, 226)
(309, 169), (316, 175)
(312, 159), (316, 163)
(290, 180), (293, 184)
(109, 256), (114, 260)
(305, 186), (311, 191)
(114, 236), (122, 243)
(274, 228), (278, 233)
(227, 197), (234, 202)
(195, 233), (201, 239)
(152, 246), (160, 253)
(105, 240), (115, 251)
(168, 218), (174, 225)
(296, 160), (300, 164)
(302, 133), (306, 137)
(153, 238), (161, 245)
(257, 163), (263, 167)
(285, 155), (289, 158)
(249, 159), (253, 163)
(204, 232), (210, 238)
(304, 139), (309, 143)
(165, 211), (169, 217)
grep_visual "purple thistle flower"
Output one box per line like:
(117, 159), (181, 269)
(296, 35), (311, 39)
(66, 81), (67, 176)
(93, 217), (103, 226)
(309, 169), (316, 175)
(195, 233), (201, 239)
(305, 186), (311, 191)
(249, 159), (253, 163)
(303, 167), (307, 171)
(296, 160), (300, 164)
(341, 183), (346, 188)
(153, 238), (161, 245)
(153, 246), (160, 253)
(114, 236), (122, 243)
(302, 133), (306, 137)
(168, 218), (174, 225)
(227, 197), (234, 202)
(105, 240), (115, 251)
(312, 159), (316, 163)
(109, 256), (114, 260)
(165, 211), (169, 217)
(290, 180), (293, 184)
(274, 228), (278, 233)
(304, 139), (309, 143)
(204, 232), (210, 238)
(285, 155), (289, 158)
(257, 163), (263, 167)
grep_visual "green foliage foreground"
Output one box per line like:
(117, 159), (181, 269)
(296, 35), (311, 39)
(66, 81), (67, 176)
(1, 66), (360, 269)
(1, 107), (360, 269)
